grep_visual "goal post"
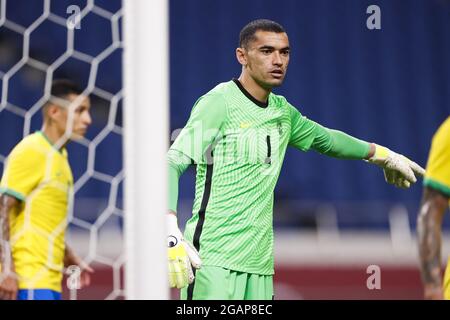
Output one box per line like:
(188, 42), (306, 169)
(123, 0), (169, 300)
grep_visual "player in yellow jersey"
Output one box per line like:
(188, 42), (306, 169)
(417, 116), (450, 300)
(0, 80), (94, 300)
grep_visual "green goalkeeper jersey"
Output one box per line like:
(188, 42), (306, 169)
(169, 79), (369, 275)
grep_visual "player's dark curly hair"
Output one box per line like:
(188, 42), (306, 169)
(239, 19), (286, 49)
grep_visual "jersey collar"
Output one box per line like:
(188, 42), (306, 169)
(232, 79), (269, 109)
(36, 131), (65, 154)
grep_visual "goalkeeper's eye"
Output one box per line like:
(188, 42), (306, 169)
(168, 236), (178, 248)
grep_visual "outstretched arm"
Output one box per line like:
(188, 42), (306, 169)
(288, 106), (425, 188)
(0, 194), (19, 300)
(417, 187), (448, 300)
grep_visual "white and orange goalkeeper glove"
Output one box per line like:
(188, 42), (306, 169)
(367, 144), (425, 188)
(167, 214), (202, 289)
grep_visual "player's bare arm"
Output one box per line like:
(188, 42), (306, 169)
(417, 187), (449, 300)
(0, 194), (19, 300)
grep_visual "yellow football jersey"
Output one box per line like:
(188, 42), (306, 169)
(0, 131), (73, 292)
(424, 117), (450, 300)
(424, 116), (450, 199)
(445, 257), (450, 300)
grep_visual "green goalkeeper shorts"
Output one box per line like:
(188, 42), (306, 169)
(180, 265), (273, 300)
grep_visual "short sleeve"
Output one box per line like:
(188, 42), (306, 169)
(424, 117), (450, 197)
(0, 143), (45, 201)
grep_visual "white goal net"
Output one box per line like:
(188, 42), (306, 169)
(0, 0), (167, 300)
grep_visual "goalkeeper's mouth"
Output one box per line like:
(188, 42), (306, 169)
(269, 69), (284, 79)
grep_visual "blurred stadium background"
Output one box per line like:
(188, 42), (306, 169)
(0, 0), (449, 299)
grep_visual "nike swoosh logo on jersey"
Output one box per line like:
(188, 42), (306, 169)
(240, 122), (251, 128)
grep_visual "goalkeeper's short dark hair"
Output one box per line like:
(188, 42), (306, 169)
(239, 19), (286, 49)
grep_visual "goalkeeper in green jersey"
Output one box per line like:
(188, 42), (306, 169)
(167, 19), (425, 300)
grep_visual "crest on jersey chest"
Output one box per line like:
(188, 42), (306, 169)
(277, 121), (283, 135)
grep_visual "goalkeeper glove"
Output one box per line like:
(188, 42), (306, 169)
(167, 213), (202, 289)
(366, 143), (425, 188)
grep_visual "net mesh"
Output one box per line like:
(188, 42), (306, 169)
(0, 0), (124, 300)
